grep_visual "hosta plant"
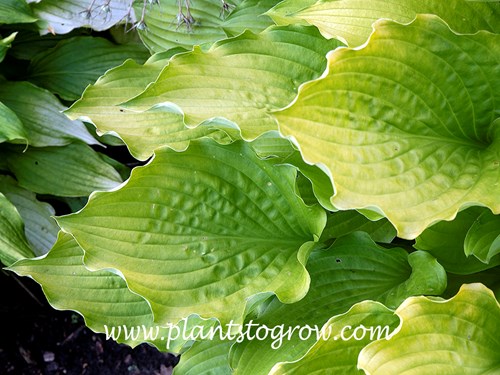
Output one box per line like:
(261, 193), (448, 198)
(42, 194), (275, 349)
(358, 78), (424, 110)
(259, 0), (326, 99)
(1, 0), (499, 374)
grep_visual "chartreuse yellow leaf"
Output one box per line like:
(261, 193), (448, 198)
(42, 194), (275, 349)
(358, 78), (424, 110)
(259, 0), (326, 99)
(359, 284), (500, 374)
(270, 302), (399, 375)
(173, 338), (232, 375)
(57, 138), (326, 327)
(276, 15), (500, 239)
(67, 25), (342, 160)
(124, 25), (343, 141)
(267, 0), (499, 46)
(9, 232), (214, 352)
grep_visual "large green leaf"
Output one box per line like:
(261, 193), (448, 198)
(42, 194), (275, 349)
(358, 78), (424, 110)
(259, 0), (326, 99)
(0, 32), (16, 62)
(31, 0), (133, 35)
(270, 301), (400, 375)
(0, 0), (37, 24)
(0, 175), (58, 256)
(8, 232), (211, 352)
(135, 0), (277, 53)
(267, 0), (500, 46)
(3, 143), (123, 197)
(57, 138), (326, 327)
(124, 25), (343, 140)
(230, 232), (446, 375)
(358, 283), (500, 374)
(0, 81), (99, 147)
(173, 338), (232, 375)
(464, 210), (500, 264)
(27, 36), (150, 100)
(0, 193), (34, 267)
(415, 207), (500, 274)
(0, 101), (28, 145)
(276, 15), (500, 239)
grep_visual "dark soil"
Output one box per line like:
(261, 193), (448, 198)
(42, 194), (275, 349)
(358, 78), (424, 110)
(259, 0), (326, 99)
(0, 270), (179, 375)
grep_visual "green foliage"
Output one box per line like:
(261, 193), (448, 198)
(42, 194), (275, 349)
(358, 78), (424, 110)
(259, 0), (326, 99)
(0, 176), (58, 255)
(267, 0), (499, 46)
(0, 81), (99, 146)
(133, 0), (279, 52)
(359, 284), (500, 374)
(1, 0), (499, 374)
(276, 15), (499, 239)
(27, 36), (149, 100)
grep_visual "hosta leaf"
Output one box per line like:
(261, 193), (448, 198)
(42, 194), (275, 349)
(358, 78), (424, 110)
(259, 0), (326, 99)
(320, 210), (396, 244)
(173, 338), (232, 375)
(267, 0), (500, 46)
(66, 54), (244, 161)
(230, 232), (445, 375)
(0, 0), (37, 24)
(270, 302), (400, 375)
(135, 0), (224, 53)
(125, 25), (343, 140)
(0, 32), (16, 62)
(0, 175), (58, 256)
(31, 0), (134, 35)
(57, 138), (326, 327)
(0, 101), (28, 145)
(0, 81), (99, 147)
(276, 15), (500, 239)
(465, 210), (500, 263)
(3, 143), (123, 197)
(8, 232), (212, 352)
(358, 283), (500, 374)
(0, 193), (34, 266)
(68, 26), (341, 160)
(249, 131), (335, 211)
(27, 36), (149, 100)
(65, 56), (203, 160)
(415, 207), (500, 274)
(65, 57), (166, 122)
(135, 0), (277, 53)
